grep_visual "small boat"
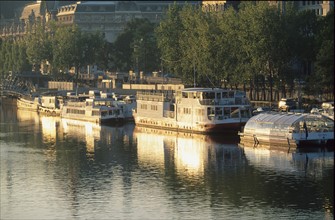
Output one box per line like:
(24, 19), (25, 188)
(61, 92), (125, 124)
(17, 96), (40, 111)
(239, 112), (334, 148)
(133, 87), (253, 134)
(38, 96), (63, 116)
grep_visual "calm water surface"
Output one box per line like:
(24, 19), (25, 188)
(0, 103), (333, 220)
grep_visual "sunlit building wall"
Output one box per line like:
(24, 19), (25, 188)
(57, 1), (200, 42)
(202, 1), (226, 12)
(268, 1), (334, 16)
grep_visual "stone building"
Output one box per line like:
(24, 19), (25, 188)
(269, 1), (334, 16)
(56, 1), (199, 42)
(0, 1), (200, 42)
(0, 1), (76, 39)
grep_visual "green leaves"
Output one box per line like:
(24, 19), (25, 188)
(155, 3), (333, 100)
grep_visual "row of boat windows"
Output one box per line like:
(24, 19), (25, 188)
(66, 109), (120, 116)
(180, 91), (245, 99)
(139, 104), (250, 118)
(41, 98), (56, 104)
(86, 101), (114, 107)
(66, 109), (85, 115)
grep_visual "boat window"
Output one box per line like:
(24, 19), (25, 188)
(184, 108), (191, 114)
(229, 91), (235, 98)
(92, 110), (101, 116)
(196, 109), (204, 116)
(216, 93), (221, 100)
(207, 107), (215, 120)
(224, 107), (230, 117)
(215, 107), (223, 115)
(231, 107), (239, 118)
(140, 104), (147, 110)
(222, 92), (228, 98)
(240, 108), (250, 118)
(235, 91), (245, 97)
(182, 92), (188, 98)
(203, 92), (215, 99)
(207, 107), (215, 115)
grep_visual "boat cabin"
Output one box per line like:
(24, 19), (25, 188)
(240, 112), (334, 147)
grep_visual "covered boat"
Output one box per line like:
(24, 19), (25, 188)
(239, 112), (334, 148)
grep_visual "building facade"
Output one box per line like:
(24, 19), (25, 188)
(269, 1), (334, 16)
(0, 1), (200, 42)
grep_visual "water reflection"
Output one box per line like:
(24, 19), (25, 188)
(134, 126), (243, 181)
(240, 144), (334, 179)
(16, 109), (40, 124)
(1, 104), (333, 219)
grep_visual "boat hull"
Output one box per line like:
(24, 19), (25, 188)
(61, 114), (124, 125)
(240, 132), (334, 148)
(17, 97), (39, 112)
(38, 106), (61, 116)
(134, 116), (247, 134)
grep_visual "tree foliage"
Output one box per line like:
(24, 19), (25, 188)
(0, 3), (333, 101)
(155, 3), (333, 100)
(113, 18), (160, 74)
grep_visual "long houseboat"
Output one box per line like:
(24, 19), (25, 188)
(133, 88), (252, 134)
(61, 94), (124, 124)
(17, 96), (40, 111)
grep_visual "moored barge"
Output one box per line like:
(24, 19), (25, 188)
(239, 112), (334, 148)
(133, 88), (252, 134)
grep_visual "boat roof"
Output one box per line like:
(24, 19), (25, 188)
(245, 112), (333, 128)
(247, 112), (306, 126)
(182, 88), (237, 92)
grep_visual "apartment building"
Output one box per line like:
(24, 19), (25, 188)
(0, 1), (200, 42)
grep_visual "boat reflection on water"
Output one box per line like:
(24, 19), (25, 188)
(61, 118), (105, 159)
(40, 116), (60, 143)
(134, 126), (243, 180)
(239, 143), (334, 179)
(16, 108), (40, 124)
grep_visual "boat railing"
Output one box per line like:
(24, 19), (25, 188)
(65, 101), (86, 107)
(137, 91), (171, 102)
(199, 98), (244, 105)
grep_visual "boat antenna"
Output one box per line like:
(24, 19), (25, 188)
(205, 72), (217, 88)
(193, 62), (196, 88)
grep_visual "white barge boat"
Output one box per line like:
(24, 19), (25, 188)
(17, 96), (40, 111)
(239, 112), (334, 148)
(61, 93), (124, 125)
(133, 88), (252, 134)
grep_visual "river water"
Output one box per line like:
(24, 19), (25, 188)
(0, 103), (333, 220)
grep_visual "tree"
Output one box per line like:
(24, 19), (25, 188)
(113, 18), (160, 74)
(25, 21), (50, 72)
(308, 9), (334, 100)
(156, 3), (184, 77)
